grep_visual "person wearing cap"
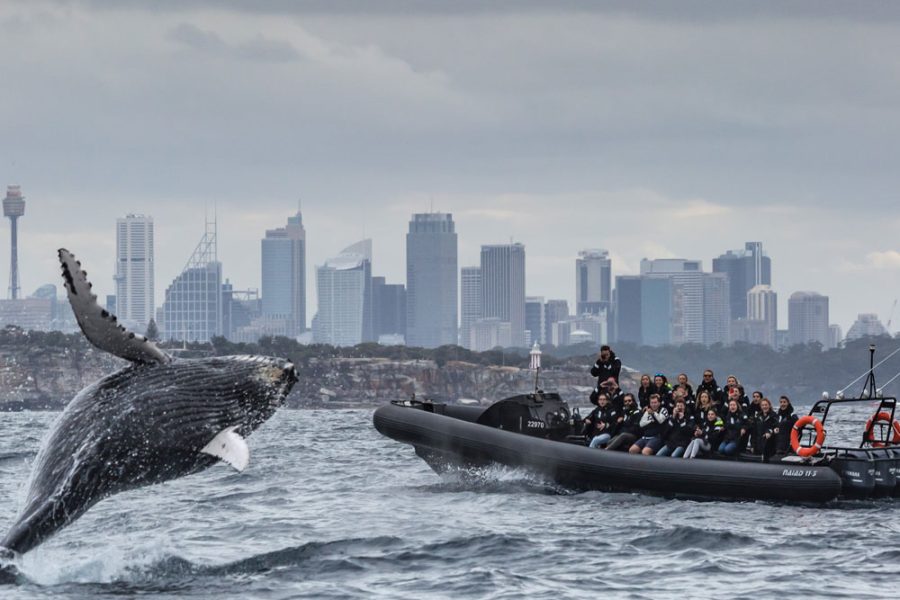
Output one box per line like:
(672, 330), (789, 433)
(590, 345), (621, 386)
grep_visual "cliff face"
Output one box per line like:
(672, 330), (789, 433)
(294, 357), (604, 407)
(0, 344), (124, 410)
(0, 346), (622, 410)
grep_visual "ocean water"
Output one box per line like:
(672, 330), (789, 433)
(1, 408), (898, 599)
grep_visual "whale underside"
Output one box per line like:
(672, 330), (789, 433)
(1, 355), (295, 555)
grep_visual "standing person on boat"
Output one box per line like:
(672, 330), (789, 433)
(637, 374), (654, 408)
(718, 399), (747, 456)
(697, 369), (725, 408)
(657, 400), (694, 457)
(605, 394), (641, 451)
(629, 394), (669, 456)
(750, 397), (779, 461)
(684, 408), (725, 459)
(773, 396), (799, 455)
(590, 345), (621, 386)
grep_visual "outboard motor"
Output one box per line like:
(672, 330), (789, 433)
(867, 449), (898, 497)
(830, 450), (876, 498)
(476, 392), (572, 440)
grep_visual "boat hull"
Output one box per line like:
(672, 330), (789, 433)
(374, 403), (843, 503)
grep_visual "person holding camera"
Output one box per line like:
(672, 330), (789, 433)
(629, 394), (669, 456)
(657, 400), (694, 457)
(590, 345), (621, 386)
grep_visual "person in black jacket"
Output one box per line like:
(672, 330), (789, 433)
(750, 397), (779, 461)
(584, 393), (621, 449)
(684, 408), (725, 459)
(590, 345), (621, 385)
(672, 384), (695, 416)
(697, 369), (725, 408)
(652, 374), (673, 408)
(605, 394), (641, 451)
(657, 400), (694, 457)
(694, 389), (717, 421)
(718, 399), (747, 456)
(747, 390), (764, 419)
(629, 394), (669, 455)
(637, 374), (654, 409)
(676, 373), (695, 401)
(773, 396), (799, 455)
(601, 377), (625, 411)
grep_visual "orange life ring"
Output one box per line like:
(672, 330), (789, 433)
(865, 412), (900, 447)
(790, 415), (825, 458)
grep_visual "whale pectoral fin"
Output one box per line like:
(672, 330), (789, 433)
(200, 426), (250, 472)
(58, 249), (171, 365)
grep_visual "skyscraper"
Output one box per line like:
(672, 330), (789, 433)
(576, 249), (611, 315)
(406, 213), (458, 348)
(746, 284), (778, 347)
(525, 296), (545, 345)
(641, 258), (705, 344)
(261, 210), (306, 335)
(460, 266), (482, 348)
(161, 219), (222, 343)
(713, 242), (771, 323)
(481, 243), (526, 347)
(702, 273), (731, 346)
(613, 276), (642, 344)
(846, 314), (889, 341)
(3, 185), (25, 300)
(544, 299), (569, 346)
(372, 276), (406, 340)
(788, 291), (829, 348)
(115, 214), (154, 330)
(313, 246), (369, 347)
(640, 276), (676, 347)
(618, 260), (730, 347)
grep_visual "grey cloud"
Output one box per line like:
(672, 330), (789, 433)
(38, 0), (900, 21)
(167, 22), (300, 63)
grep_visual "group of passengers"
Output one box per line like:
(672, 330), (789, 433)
(582, 345), (799, 461)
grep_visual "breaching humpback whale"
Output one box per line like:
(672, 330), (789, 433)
(1, 249), (297, 574)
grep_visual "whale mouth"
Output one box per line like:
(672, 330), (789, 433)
(256, 362), (297, 388)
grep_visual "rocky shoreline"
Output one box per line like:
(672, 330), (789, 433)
(0, 344), (614, 411)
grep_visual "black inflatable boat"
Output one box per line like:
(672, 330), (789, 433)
(373, 350), (900, 503)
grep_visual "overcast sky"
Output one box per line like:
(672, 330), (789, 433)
(1, 1), (899, 334)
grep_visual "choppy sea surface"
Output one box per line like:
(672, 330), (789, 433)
(1, 408), (899, 599)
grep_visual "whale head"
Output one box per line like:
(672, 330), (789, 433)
(210, 355), (299, 433)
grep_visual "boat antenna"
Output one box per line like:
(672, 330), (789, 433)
(530, 342), (542, 392)
(859, 344), (880, 399)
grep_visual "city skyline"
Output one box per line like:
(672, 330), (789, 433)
(1, 3), (899, 337)
(0, 198), (896, 340)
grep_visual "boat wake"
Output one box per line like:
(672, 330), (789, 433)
(429, 464), (577, 495)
